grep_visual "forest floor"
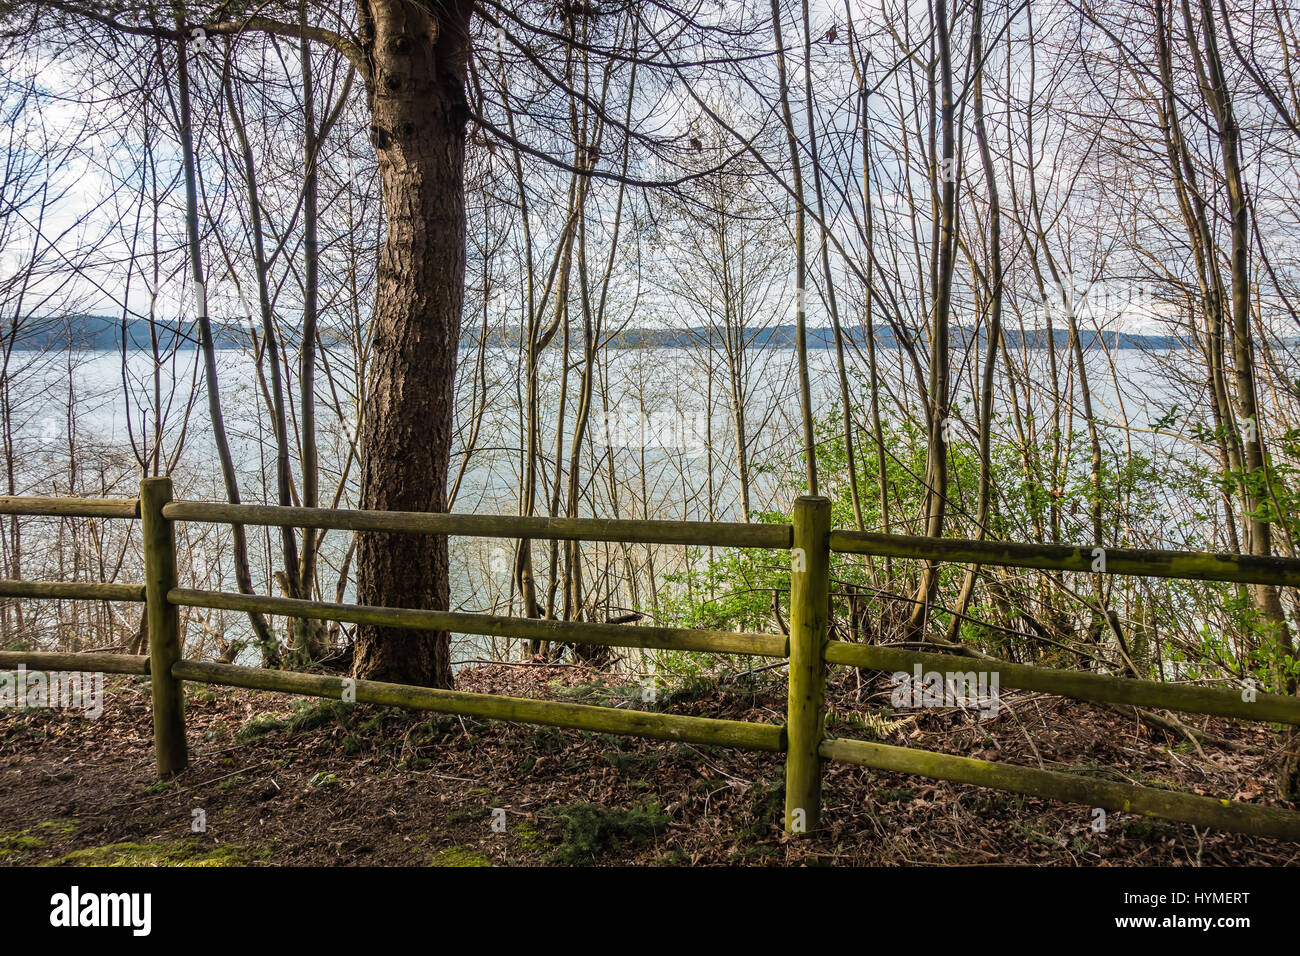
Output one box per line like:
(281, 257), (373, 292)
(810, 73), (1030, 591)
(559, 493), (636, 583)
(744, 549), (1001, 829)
(0, 664), (1296, 866)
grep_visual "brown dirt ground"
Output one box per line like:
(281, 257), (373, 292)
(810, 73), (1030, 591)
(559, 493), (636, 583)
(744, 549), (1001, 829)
(0, 663), (1297, 866)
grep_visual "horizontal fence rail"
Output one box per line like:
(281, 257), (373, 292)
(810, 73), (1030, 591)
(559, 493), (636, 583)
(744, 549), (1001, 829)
(0, 580), (146, 602)
(0, 496), (139, 519)
(826, 641), (1300, 726)
(820, 737), (1300, 841)
(0, 651), (150, 675)
(164, 500), (793, 549)
(173, 661), (786, 752)
(831, 529), (1300, 588)
(2, 483), (1300, 846)
(171, 588), (788, 659)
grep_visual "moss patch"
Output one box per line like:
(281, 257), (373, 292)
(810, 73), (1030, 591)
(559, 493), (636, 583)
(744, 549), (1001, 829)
(36, 820), (79, 836)
(287, 700), (352, 735)
(430, 846), (492, 867)
(236, 715), (289, 741)
(0, 819), (79, 859)
(512, 821), (545, 852)
(50, 839), (263, 867)
(0, 833), (47, 856)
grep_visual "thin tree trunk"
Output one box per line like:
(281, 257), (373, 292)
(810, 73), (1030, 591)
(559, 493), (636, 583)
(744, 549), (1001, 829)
(173, 28), (277, 663)
(770, 0), (818, 494)
(946, 0), (1001, 642)
(908, 0), (956, 638)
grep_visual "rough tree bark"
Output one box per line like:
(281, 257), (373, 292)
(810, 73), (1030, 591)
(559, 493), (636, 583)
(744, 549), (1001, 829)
(352, 0), (474, 687)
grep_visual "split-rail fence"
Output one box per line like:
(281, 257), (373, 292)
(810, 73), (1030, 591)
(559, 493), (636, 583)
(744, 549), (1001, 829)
(4, 479), (1300, 840)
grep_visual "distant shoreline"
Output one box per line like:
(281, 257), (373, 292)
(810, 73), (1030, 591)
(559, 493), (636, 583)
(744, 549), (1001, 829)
(11, 316), (1199, 352)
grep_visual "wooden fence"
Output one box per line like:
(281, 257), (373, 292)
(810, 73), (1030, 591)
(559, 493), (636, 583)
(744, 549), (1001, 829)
(3, 478), (1300, 841)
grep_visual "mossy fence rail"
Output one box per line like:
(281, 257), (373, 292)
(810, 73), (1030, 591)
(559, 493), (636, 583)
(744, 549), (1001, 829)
(4, 478), (1300, 841)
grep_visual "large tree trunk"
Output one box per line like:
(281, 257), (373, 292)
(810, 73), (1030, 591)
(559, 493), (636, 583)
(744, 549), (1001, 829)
(353, 0), (473, 687)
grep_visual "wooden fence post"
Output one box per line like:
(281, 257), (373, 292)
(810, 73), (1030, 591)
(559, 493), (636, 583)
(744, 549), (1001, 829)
(785, 495), (830, 834)
(141, 477), (188, 777)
